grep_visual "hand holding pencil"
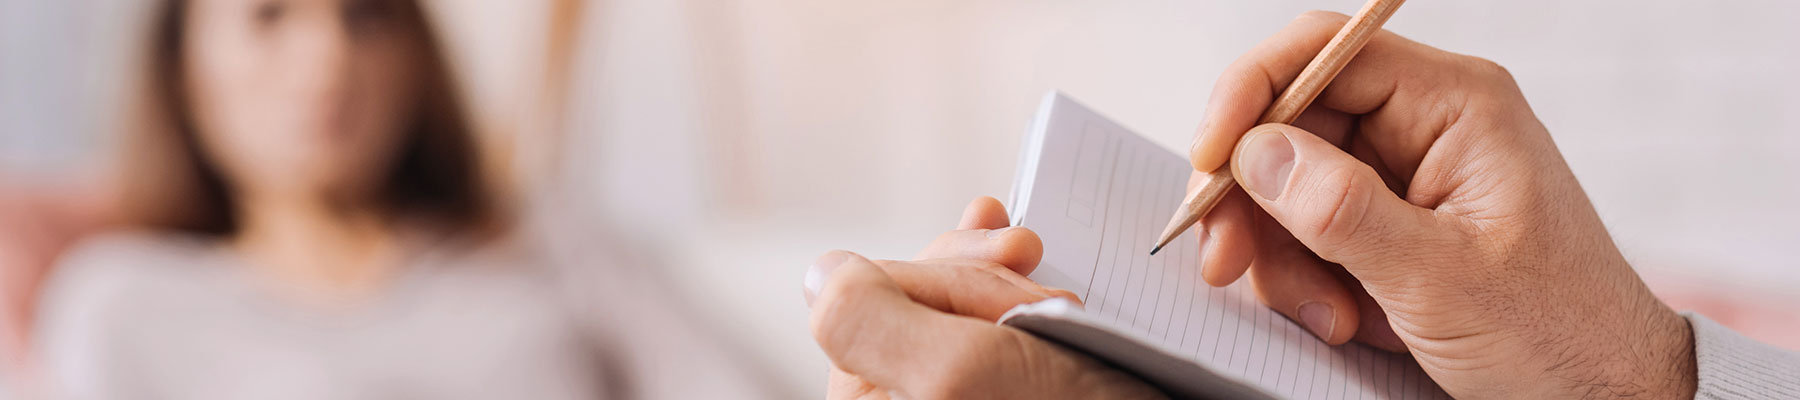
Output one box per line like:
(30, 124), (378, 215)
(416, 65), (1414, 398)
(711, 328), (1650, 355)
(809, 3), (1705, 398)
(1170, 6), (1698, 400)
(1151, 0), (1405, 256)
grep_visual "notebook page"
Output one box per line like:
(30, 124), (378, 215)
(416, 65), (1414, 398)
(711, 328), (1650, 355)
(1008, 92), (1447, 399)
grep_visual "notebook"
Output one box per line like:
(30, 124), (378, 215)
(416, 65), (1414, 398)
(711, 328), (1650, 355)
(998, 92), (1449, 399)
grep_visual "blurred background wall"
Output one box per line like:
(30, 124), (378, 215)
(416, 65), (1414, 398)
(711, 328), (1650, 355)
(5, 0), (1797, 396)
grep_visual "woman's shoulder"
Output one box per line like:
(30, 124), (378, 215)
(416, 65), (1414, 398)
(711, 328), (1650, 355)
(55, 229), (221, 276)
(39, 230), (223, 318)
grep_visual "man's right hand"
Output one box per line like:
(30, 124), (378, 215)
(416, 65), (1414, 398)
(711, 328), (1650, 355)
(1185, 11), (1696, 399)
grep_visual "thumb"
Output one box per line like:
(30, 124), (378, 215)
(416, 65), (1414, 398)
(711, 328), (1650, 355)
(1229, 123), (1451, 279)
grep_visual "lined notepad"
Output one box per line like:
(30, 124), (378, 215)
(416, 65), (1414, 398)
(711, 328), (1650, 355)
(1000, 92), (1448, 399)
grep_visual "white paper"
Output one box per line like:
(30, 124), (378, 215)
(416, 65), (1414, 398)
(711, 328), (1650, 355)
(1003, 92), (1448, 399)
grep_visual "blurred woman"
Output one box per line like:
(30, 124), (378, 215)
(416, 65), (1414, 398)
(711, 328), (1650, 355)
(27, 0), (781, 398)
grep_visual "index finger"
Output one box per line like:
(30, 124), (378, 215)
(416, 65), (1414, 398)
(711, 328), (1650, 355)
(1187, 10), (1466, 175)
(873, 257), (1077, 320)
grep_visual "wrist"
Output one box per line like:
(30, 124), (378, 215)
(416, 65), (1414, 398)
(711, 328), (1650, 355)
(1634, 303), (1696, 399)
(1557, 293), (1696, 399)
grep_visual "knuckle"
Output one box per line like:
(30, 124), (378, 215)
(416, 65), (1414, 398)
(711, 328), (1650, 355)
(1464, 56), (1510, 77)
(1221, 55), (1273, 86)
(947, 258), (1019, 282)
(809, 279), (871, 358)
(967, 259), (1011, 276)
(1295, 10), (1350, 26)
(959, 262), (1028, 312)
(1460, 55), (1518, 87)
(808, 307), (847, 356)
(1308, 167), (1376, 253)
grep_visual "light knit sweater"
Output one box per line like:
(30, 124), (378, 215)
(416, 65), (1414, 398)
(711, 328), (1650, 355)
(1687, 313), (1800, 399)
(31, 215), (793, 399)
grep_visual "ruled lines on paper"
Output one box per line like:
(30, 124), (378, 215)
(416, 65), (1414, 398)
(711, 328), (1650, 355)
(1016, 93), (1448, 399)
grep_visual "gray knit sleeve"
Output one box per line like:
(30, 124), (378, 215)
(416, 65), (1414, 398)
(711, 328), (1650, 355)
(1685, 312), (1800, 399)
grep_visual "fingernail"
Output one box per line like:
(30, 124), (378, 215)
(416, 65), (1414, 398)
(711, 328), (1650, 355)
(985, 226), (1018, 239)
(1298, 301), (1336, 340)
(1238, 129), (1295, 201)
(803, 251), (851, 307)
(1189, 122), (1208, 154)
(1042, 286), (1085, 307)
(1189, 118), (1215, 169)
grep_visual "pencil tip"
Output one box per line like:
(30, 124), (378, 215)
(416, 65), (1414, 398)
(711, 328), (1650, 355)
(1149, 245), (1163, 256)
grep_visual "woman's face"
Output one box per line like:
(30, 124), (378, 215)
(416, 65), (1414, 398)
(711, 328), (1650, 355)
(182, 0), (423, 203)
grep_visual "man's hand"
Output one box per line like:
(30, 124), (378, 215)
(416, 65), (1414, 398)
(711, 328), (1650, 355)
(1187, 11), (1696, 399)
(804, 197), (1163, 399)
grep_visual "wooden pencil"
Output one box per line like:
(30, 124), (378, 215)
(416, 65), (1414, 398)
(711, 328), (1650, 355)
(1150, 0), (1406, 255)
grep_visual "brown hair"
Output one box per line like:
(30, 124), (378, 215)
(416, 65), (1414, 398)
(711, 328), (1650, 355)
(115, 0), (498, 237)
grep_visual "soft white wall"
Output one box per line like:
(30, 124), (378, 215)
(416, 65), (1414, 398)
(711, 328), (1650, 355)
(0, 0), (135, 173)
